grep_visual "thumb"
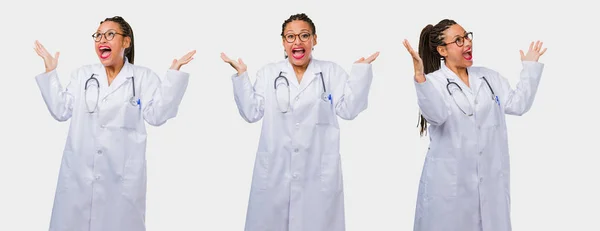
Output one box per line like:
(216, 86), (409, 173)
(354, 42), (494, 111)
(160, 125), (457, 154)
(238, 58), (244, 65)
(55, 52), (60, 60)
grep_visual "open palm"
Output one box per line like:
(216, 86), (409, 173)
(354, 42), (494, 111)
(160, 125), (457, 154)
(33, 40), (59, 73)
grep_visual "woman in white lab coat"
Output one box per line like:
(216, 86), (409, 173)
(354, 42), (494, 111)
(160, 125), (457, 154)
(403, 19), (547, 231)
(221, 13), (379, 231)
(33, 16), (195, 231)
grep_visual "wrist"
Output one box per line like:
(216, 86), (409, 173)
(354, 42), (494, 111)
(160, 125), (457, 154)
(414, 73), (426, 83)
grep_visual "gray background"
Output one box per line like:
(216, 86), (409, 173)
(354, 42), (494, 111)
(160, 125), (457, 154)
(0, 0), (597, 230)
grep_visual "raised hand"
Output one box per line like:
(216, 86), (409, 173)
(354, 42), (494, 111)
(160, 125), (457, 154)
(170, 50), (196, 71)
(221, 52), (247, 75)
(520, 41), (547, 62)
(354, 51), (380, 64)
(33, 40), (59, 73)
(403, 39), (426, 83)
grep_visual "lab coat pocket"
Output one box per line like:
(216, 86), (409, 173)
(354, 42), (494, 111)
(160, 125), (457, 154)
(253, 151), (270, 191)
(424, 157), (457, 198)
(316, 100), (336, 126)
(121, 155), (146, 201)
(117, 100), (141, 130)
(480, 100), (501, 128)
(320, 153), (342, 193)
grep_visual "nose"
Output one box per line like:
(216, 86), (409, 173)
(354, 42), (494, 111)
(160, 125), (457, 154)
(464, 37), (472, 48)
(293, 36), (302, 45)
(99, 34), (108, 43)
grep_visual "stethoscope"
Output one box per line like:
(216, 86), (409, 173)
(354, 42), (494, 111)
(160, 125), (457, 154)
(84, 73), (140, 113)
(446, 76), (499, 116)
(274, 71), (331, 113)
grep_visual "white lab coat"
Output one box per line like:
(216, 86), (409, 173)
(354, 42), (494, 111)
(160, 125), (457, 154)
(413, 61), (544, 231)
(231, 58), (373, 231)
(35, 58), (189, 231)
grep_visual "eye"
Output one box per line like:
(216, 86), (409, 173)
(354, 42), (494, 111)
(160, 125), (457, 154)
(300, 33), (310, 39)
(107, 31), (116, 37)
(286, 34), (294, 40)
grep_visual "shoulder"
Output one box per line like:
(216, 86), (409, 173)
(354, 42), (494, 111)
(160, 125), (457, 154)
(425, 69), (447, 83)
(129, 63), (155, 75)
(470, 66), (498, 75)
(70, 63), (99, 80)
(313, 59), (342, 70)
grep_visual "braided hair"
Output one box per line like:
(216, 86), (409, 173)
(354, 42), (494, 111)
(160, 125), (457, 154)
(101, 16), (135, 64)
(417, 19), (457, 136)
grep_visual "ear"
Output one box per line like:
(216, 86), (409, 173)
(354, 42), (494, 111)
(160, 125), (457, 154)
(437, 45), (447, 59)
(312, 33), (318, 46)
(123, 36), (131, 49)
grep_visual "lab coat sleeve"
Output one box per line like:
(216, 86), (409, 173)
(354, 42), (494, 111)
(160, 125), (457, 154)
(35, 69), (79, 122)
(141, 69), (190, 126)
(331, 63), (373, 120)
(498, 61), (544, 116)
(231, 68), (266, 123)
(413, 75), (452, 126)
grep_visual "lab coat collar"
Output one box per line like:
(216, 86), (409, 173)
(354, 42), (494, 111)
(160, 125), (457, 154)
(96, 58), (135, 99)
(282, 57), (322, 91)
(441, 63), (483, 94)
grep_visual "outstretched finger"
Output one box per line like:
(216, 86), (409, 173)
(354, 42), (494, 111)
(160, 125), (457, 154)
(220, 52), (232, 63)
(184, 50), (196, 60)
(528, 41), (534, 52)
(539, 47), (547, 56)
(519, 50), (525, 60)
(55, 52), (60, 61)
(364, 51), (380, 63)
(238, 58), (245, 66)
(355, 57), (365, 63)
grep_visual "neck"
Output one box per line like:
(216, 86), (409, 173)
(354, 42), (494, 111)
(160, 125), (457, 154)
(105, 59), (125, 86)
(291, 59), (310, 84)
(446, 62), (469, 87)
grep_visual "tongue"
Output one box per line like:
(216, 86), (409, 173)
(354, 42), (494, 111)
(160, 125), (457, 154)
(101, 50), (111, 59)
(463, 52), (472, 60)
(292, 50), (305, 59)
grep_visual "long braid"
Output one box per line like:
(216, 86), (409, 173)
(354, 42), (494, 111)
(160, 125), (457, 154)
(417, 19), (457, 136)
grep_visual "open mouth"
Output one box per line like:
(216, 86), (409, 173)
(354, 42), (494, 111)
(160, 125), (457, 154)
(463, 48), (472, 61)
(292, 47), (305, 59)
(99, 45), (112, 59)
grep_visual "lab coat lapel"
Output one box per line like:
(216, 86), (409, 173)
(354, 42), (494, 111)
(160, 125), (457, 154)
(102, 60), (134, 100)
(442, 64), (472, 95)
(297, 59), (321, 93)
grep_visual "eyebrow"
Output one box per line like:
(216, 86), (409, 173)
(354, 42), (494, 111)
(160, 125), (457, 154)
(451, 31), (468, 38)
(285, 29), (311, 34)
(96, 29), (118, 33)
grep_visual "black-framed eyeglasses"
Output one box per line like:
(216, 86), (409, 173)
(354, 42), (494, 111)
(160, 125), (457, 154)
(442, 32), (473, 47)
(92, 30), (126, 42)
(283, 32), (312, 43)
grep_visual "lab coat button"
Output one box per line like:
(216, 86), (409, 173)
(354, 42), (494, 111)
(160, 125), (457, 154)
(95, 175), (101, 180)
(97, 150), (103, 155)
(292, 173), (299, 179)
(295, 122), (300, 128)
(479, 177), (483, 183)
(294, 148), (299, 153)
